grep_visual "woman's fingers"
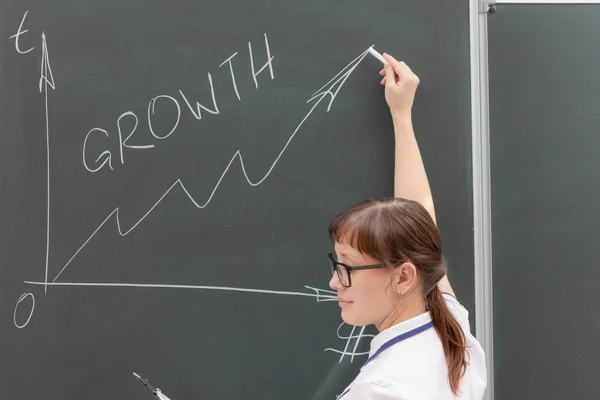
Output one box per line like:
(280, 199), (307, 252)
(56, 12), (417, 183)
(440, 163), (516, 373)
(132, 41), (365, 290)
(383, 53), (416, 83)
(384, 63), (396, 87)
(380, 53), (417, 88)
(383, 52), (403, 73)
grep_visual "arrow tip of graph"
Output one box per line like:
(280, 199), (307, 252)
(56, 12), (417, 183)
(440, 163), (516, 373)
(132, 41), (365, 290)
(39, 31), (56, 92)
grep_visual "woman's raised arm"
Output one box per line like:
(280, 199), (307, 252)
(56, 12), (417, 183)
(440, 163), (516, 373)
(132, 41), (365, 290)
(381, 53), (454, 297)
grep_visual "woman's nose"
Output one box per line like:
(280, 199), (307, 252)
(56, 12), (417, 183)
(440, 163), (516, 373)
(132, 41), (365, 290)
(329, 271), (343, 292)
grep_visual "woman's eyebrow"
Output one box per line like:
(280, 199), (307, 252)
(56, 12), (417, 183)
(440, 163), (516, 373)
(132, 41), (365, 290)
(337, 252), (358, 262)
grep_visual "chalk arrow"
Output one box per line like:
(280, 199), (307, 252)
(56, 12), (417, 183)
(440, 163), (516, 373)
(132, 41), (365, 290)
(39, 32), (55, 93)
(44, 47), (371, 285)
(40, 31), (55, 294)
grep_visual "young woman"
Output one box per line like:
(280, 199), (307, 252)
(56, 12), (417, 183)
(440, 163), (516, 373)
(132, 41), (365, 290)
(327, 53), (487, 399)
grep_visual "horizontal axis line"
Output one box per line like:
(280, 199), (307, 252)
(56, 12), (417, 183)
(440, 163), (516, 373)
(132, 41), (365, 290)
(24, 280), (338, 300)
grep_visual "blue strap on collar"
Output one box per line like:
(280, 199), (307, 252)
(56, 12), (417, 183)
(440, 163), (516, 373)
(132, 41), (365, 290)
(337, 387), (351, 399)
(363, 320), (434, 367)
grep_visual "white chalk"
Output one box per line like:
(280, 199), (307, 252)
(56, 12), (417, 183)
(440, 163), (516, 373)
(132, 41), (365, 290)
(367, 47), (386, 64)
(156, 389), (171, 400)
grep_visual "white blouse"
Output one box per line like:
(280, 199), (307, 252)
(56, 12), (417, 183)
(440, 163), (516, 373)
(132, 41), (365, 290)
(338, 294), (487, 400)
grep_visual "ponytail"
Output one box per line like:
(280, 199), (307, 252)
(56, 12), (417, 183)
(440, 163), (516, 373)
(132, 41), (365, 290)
(426, 286), (468, 396)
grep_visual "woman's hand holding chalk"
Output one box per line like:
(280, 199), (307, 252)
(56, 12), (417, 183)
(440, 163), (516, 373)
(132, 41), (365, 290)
(379, 52), (420, 118)
(368, 47), (419, 116)
(367, 47), (386, 64)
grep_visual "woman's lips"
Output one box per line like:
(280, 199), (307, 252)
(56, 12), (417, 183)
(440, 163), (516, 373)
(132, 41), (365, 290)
(338, 298), (353, 307)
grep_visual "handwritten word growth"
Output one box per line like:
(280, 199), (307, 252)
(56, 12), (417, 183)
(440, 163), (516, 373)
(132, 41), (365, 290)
(82, 34), (275, 173)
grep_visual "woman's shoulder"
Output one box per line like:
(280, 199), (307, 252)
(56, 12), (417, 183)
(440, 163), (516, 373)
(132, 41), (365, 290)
(355, 331), (449, 394)
(351, 348), (485, 400)
(370, 296), (487, 399)
(347, 371), (454, 400)
(441, 292), (471, 332)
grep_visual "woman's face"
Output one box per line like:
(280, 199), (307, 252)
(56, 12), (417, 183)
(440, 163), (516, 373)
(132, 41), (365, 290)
(329, 240), (398, 328)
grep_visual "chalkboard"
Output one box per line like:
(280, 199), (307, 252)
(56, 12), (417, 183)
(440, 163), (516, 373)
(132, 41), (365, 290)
(0, 1), (473, 399)
(489, 4), (600, 400)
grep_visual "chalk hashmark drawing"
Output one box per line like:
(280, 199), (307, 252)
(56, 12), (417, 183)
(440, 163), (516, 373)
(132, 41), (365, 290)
(45, 47), (371, 286)
(324, 322), (375, 363)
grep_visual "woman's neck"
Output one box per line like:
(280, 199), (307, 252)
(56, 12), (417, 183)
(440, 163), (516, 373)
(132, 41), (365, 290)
(376, 294), (427, 332)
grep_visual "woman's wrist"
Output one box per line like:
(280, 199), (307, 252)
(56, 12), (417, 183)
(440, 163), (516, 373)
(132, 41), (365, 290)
(391, 112), (414, 135)
(391, 109), (412, 124)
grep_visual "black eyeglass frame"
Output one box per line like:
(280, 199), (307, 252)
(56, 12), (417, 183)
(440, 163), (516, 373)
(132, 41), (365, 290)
(328, 252), (386, 288)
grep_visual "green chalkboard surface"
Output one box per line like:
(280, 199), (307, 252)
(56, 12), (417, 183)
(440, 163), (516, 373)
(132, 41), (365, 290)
(490, 4), (600, 400)
(0, 1), (472, 399)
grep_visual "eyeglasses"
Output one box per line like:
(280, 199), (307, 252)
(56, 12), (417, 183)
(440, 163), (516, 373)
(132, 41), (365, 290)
(328, 253), (386, 288)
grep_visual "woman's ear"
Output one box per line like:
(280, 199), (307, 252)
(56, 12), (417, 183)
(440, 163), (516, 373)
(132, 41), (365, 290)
(394, 262), (419, 295)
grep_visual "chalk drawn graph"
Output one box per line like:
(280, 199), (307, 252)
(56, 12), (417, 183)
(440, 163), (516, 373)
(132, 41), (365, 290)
(10, 12), (374, 362)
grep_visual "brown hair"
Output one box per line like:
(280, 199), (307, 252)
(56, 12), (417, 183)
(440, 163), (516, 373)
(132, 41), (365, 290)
(328, 197), (467, 395)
